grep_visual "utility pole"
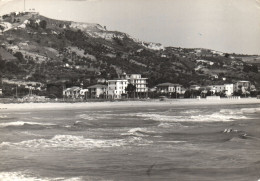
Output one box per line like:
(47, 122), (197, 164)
(24, 0), (25, 12)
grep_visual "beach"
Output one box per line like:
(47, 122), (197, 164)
(0, 98), (260, 181)
(1, 98), (260, 110)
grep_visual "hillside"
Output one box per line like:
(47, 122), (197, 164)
(0, 11), (259, 96)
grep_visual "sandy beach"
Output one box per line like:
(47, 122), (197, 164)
(0, 98), (259, 110)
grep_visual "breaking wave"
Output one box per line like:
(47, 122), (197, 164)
(0, 135), (152, 150)
(0, 115), (8, 119)
(121, 127), (154, 137)
(240, 107), (260, 113)
(0, 171), (83, 181)
(158, 122), (186, 128)
(134, 112), (248, 122)
(0, 121), (55, 128)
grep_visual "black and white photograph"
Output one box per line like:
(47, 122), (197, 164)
(0, 0), (260, 180)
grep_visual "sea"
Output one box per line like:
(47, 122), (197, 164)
(0, 103), (260, 181)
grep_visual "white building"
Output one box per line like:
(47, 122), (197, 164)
(63, 86), (82, 99)
(156, 83), (182, 94)
(87, 84), (107, 98)
(107, 79), (128, 99)
(234, 81), (251, 93)
(223, 84), (234, 96)
(120, 73), (148, 97)
(208, 84), (234, 96)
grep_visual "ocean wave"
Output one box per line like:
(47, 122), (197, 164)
(179, 110), (202, 114)
(158, 122), (185, 128)
(77, 113), (115, 120)
(190, 113), (247, 122)
(220, 109), (243, 115)
(0, 171), (83, 181)
(0, 115), (8, 119)
(0, 135), (152, 150)
(0, 121), (55, 128)
(134, 112), (247, 122)
(240, 107), (260, 113)
(77, 114), (96, 120)
(121, 127), (154, 137)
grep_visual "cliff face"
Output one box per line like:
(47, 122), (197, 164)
(0, 12), (259, 89)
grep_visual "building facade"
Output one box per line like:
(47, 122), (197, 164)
(234, 81), (251, 93)
(63, 86), (82, 99)
(87, 84), (107, 98)
(107, 79), (128, 99)
(156, 83), (182, 94)
(208, 84), (234, 96)
(120, 73), (148, 97)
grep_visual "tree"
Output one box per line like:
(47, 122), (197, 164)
(14, 52), (24, 62)
(0, 25), (5, 33)
(125, 84), (136, 98)
(39, 20), (47, 29)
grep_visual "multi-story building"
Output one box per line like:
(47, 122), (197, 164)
(156, 83), (182, 94)
(208, 84), (234, 96)
(120, 73), (148, 98)
(223, 84), (234, 96)
(87, 84), (107, 98)
(107, 79), (128, 99)
(234, 81), (251, 93)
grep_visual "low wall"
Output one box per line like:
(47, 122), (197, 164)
(206, 96), (220, 100)
(227, 96), (241, 99)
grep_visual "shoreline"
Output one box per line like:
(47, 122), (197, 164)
(0, 98), (260, 111)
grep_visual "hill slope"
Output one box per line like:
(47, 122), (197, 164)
(0, 12), (259, 91)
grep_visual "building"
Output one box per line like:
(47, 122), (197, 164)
(79, 89), (88, 99)
(190, 85), (201, 90)
(107, 79), (128, 99)
(156, 83), (182, 94)
(223, 84), (234, 96)
(120, 73), (148, 98)
(87, 84), (107, 99)
(63, 86), (81, 99)
(208, 84), (234, 96)
(234, 81), (251, 93)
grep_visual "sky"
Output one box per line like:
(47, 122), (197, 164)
(0, 0), (260, 55)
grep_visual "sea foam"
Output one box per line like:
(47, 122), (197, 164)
(134, 111), (248, 122)
(0, 135), (152, 150)
(0, 121), (55, 128)
(121, 127), (154, 137)
(0, 171), (83, 181)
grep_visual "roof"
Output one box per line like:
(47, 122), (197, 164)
(156, 83), (182, 87)
(87, 84), (107, 89)
(64, 86), (81, 91)
(107, 79), (128, 81)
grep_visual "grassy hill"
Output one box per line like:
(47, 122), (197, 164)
(0, 11), (259, 96)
